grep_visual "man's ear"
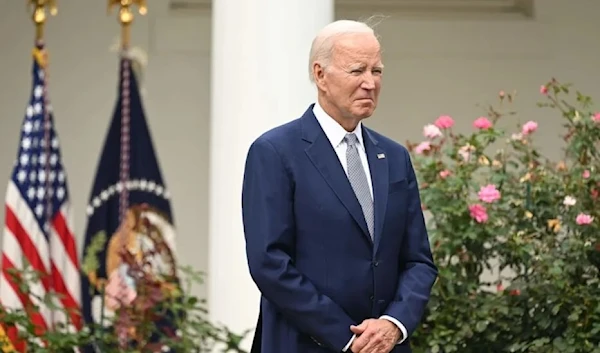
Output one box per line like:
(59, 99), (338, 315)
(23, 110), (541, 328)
(312, 62), (326, 89)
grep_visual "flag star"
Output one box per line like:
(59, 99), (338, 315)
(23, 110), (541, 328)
(140, 179), (148, 190)
(31, 154), (38, 165)
(35, 204), (44, 217)
(38, 70), (44, 79)
(56, 187), (65, 200)
(155, 186), (164, 195)
(47, 188), (54, 198)
(19, 154), (29, 166)
(23, 121), (33, 134)
(38, 170), (46, 183)
(21, 137), (32, 150)
(33, 138), (39, 149)
(37, 187), (45, 200)
(39, 153), (46, 165)
(26, 105), (34, 118)
(34, 85), (43, 98)
(100, 190), (109, 200)
(86, 205), (94, 216)
(33, 103), (42, 114)
(29, 171), (37, 183)
(51, 137), (59, 149)
(33, 120), (41, 131)
(27, 187), (35, 200)
(147, 181), (156, 191)
(58, 171), (65, 183)
(50, 154), (58, 166)
(92, 197), (100, 207)
(17, 170), (27, 184)
(49, 171), (56, 182)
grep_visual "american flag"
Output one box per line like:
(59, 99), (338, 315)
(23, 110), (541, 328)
(0, 44), (82, 351)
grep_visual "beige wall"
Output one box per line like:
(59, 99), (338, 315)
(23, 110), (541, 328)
(0, 0), (599, 304)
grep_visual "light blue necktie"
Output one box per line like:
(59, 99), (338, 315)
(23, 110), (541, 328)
(344, 133), (374, 239)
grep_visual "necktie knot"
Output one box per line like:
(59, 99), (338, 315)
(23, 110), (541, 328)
(344, 133), (359, 147)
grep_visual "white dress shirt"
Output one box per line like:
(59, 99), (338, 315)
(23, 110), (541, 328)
(312, 102), (408, 351)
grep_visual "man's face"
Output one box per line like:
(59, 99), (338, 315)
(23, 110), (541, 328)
(315, 33), (383, 125)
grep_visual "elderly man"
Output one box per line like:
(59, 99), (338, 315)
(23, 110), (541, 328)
(241, 19), (437, 353)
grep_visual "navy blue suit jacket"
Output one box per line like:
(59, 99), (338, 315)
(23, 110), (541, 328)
(242, 105), (437, 353)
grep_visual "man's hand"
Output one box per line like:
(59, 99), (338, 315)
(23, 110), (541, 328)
(349, 318), (401, 353)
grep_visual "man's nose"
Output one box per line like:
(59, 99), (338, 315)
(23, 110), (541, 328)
(361, 74), (376, 90)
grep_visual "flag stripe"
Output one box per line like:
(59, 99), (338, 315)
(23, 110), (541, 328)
(1, 256), (49, 333)
(4, 205), (51, 290)
(51, 207), (78, 269)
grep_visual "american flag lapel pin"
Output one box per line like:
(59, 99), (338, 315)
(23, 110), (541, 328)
(377, 153), (385, 159)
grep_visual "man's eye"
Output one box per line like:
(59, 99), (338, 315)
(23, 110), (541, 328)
(351, 69), (363, 74)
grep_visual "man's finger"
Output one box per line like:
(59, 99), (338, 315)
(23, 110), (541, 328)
(350, 320), (369, 334)
(350, 325), (364, 335)
(359, 330), (384, 353)
(351, 335), (368, 353)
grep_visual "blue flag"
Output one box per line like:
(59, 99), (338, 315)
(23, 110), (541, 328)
(80, 54), (178, 350)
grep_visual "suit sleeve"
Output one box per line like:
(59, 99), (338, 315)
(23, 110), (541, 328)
(382, 147), (438, 336)
(242, 137), (356, 352)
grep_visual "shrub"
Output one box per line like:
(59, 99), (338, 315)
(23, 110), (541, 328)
(409, 79), (600, 353)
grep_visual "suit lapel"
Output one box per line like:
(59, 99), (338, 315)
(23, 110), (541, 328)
(301, 108), (371, 243)
(363, 128), (389, 253)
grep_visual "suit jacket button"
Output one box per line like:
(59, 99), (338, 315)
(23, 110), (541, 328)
(369, 295), (374, 301)
(373, 261), (379, 267)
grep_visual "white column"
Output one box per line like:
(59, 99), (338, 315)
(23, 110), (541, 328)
(208, 0), (334, 350)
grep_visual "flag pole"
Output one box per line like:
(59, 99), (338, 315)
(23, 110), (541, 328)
(107, 1), (147, 348)
(28, 0), (57, 43)
(108, 0), (147, 50)
(28, 0), (58, 330)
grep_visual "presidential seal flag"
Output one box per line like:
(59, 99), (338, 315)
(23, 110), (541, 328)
(79, 50), (178, 351)
(0, 43), (82, 352)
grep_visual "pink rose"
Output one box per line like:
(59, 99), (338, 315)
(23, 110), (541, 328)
(414, 141), (431, 154)
(423, 124), (442, 139)
(469, 204), (488, 223)
(434, 115), (454, 129)
(439, 169), (451, 179)
(540, 85), (548, 95)
(521, 121), (538, 135)
(592, 113), (600, 122)
(478, 184), (501, 203)
(576, 213), (594, 225)
(458, 144), (476, 161)
(473, 117), (493, 130)
(583, 170), (590, 179)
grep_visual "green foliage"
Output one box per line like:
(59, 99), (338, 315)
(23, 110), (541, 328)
(1, 235), (249, 353)
(408, 79), (600, 353)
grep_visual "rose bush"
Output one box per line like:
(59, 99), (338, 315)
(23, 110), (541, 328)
(408, 79), (600, 353)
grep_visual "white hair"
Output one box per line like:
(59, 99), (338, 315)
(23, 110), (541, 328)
(308, 19), (378, 82)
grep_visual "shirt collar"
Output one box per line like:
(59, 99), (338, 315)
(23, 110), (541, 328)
(312, 101), (364, 148)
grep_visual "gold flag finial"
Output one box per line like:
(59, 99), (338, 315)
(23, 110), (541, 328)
(108, 0), (147, 49)
(28, 0), (57, 42)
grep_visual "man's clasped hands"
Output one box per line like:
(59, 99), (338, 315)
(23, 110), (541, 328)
(349, 318), (402, 353)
